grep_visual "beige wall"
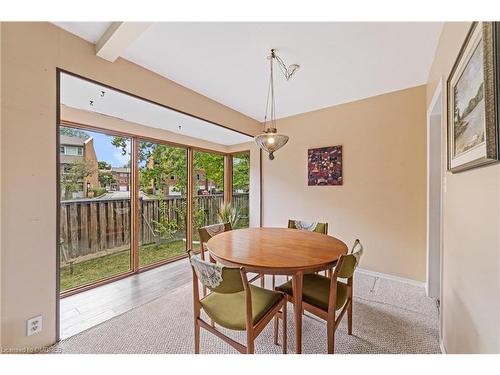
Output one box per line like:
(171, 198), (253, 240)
(427, 22), (500, 353)
(0, 22), (261, 350)
(262, 85), (427, 282)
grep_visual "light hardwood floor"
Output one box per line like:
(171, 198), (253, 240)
(60, 259), (192, 339)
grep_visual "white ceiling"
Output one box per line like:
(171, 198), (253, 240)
(56, 22), (112, 43)
(54, 22), (443, 121)
(60, 72), (252, 146)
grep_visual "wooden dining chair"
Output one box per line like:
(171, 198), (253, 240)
(188, 250), (288, 354)
(198, 222), (233, 262)
(288, 219), (328, 234)
(271, 219), (329, 289)
(198, 223), (233, 296)
(198, 222), (264, 295)
(274, 239), (364, 354)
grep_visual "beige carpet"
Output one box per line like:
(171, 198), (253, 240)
(50, 273), (440, 354)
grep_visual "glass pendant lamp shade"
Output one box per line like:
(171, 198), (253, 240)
(254, 49), (298, 160)
(254, 128), (289, 160)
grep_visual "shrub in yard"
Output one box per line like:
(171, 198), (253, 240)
(91, 187), (107, 197)
(152, 198), (178, 241)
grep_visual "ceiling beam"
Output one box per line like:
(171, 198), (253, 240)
(96, 22), (152, 62)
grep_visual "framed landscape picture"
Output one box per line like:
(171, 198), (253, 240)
(447, 22), (500, 173)
(308, 145), (342, 186)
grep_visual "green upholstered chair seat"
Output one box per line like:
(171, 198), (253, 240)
(277, 274), (348, 311)
(200, 285), (282, 331)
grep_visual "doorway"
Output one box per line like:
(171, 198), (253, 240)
(426, 80), (443, 300)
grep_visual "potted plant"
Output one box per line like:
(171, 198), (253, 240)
(217, 203), (241, 228)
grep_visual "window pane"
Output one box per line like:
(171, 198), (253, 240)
(192, 150), (225, 246)
(232, 152), (250, 229)
(58, 126), (132, 292)
(138, 141), (187, 267)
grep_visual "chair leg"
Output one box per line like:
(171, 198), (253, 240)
(327, 320), (335, 354)
(282, 303), (287, 354)
(260, 274), (265, 288)
(347, 300), (353, 335)
(194, 318), (200, 354)
(246, 332), (255, 354)
(272, 275), (275, 289)
(273, 314), (279, 345)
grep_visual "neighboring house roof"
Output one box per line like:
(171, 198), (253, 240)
(60, 134), (87, 146)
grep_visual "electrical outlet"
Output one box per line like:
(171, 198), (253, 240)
(26, 315), (43, 336)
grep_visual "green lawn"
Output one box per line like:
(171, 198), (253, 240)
(139, 240), (187, 267)
(60, 240), (186, 292)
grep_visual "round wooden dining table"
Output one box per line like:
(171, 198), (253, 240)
(206, 227), (348, 354)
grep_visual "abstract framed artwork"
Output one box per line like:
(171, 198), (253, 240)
(308, 145), (342, 186)
(447, 22), (500, 173)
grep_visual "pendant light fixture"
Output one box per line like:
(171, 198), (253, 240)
(254, 49), (299, 160)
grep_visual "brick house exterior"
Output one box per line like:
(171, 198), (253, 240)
(110, 167), (131, 191)
(60, 134), (98, 198)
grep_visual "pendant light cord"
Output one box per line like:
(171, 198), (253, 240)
(262, 49), (299, 132)
(270, 51), (276, 130)
(263, 52), (276, 131)
(263, 58), (271, 130)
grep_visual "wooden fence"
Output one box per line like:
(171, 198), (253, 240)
(60, 193), (249, 260)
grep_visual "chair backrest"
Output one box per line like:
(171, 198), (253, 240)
(337, 239), (364, 279)
(198, 222), (233, 247)
(187, 250), (244, 294)
(288, 219), (328, 234)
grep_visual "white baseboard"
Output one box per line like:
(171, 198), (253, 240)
(439, 339), (447, 354)
(356, 267), (426, 288)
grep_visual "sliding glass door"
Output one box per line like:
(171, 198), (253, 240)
(58, 125), (251, 295)
(192, 150), (225, 246)
(232, 152), (250, 229)
(137, 140), (188, 267)
(59, 126), (132, 292)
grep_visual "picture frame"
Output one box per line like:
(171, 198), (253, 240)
(447, 22), (500, 173)
(307, 145), (342, 186)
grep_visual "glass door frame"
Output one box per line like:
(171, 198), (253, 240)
(57, 123), (252, 298)
(226, 150), (251, 204)
(57, 121), (139, 297)
(56, 69), (255, 342)
(228, 151), (251, 229)
(135, 137), (189, 271)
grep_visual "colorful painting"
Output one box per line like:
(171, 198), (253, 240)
(307, 146), (342, 186)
